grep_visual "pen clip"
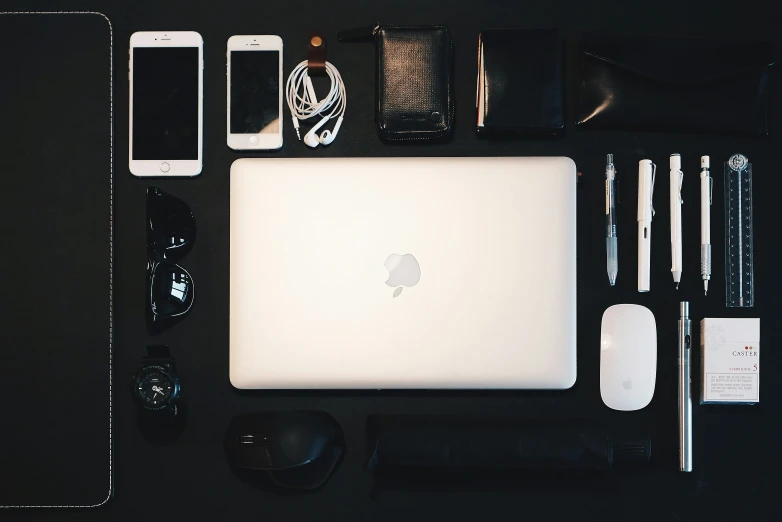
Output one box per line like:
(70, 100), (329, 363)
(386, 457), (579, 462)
(677, 170), (684, 204)
(650, 162), (656, 217)
(709, 175), (713, 205)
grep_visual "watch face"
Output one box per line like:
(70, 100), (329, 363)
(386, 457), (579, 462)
(135, 368), (175, 409)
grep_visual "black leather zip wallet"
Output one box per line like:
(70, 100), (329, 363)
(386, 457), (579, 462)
(339, 25), (454, 142)
(477, 29), (564, 135)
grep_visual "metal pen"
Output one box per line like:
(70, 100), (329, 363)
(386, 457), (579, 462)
(606, 154), (618, 286)
(700, 156), (712, 295)
(678, 301), (693, 472)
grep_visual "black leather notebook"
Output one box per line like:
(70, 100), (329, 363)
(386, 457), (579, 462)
(0, 12), (113, 507)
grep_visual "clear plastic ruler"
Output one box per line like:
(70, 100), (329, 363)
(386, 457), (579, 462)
(724, 153), (754, 307)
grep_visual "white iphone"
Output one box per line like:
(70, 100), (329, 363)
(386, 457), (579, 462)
(129, 31), (203, 177)
(227, 35), (283, 150)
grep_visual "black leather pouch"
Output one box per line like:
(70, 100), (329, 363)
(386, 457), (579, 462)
(366, 415), (651, 473)
(339, 25), (454, 141)
(477, 29), (564, 135)
(576, 34), (775, 136)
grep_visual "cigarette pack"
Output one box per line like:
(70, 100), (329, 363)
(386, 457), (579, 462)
(700, 318), (760, 405)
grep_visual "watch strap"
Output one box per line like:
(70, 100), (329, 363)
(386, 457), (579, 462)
(143, 403), (178, 421)
(143, 344), (175, 367)
(146, 344), (171, 359)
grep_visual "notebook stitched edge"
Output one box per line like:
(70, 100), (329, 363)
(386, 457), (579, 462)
(0, 10), (114, 509)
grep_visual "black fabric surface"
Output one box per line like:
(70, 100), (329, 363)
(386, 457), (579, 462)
(1, 0), (780, 520)
(0, 12), (112, 508)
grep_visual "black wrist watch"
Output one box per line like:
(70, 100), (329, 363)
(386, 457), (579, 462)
(133, 345), (180, 420)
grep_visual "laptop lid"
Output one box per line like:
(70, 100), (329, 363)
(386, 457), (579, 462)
(230, 157), (577, 389)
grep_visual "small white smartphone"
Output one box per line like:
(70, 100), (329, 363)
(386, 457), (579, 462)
(129, 31), (203, 177)
(227, 35), (283, 150)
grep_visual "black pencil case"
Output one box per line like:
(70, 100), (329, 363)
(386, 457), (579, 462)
(339, 24), (454, 142)
(366, 415), (652, 472)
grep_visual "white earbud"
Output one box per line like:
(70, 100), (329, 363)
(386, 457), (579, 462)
(286, 61), (347, 148)
(303, 117), (330, 148)
(319, 116), (343, 146)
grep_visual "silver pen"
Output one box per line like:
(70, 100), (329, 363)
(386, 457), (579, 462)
(678, 301), (693, 472)
(606, 154), (618, 286)
(700, 156), (712, 295)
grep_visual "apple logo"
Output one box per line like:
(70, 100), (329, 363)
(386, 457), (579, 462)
(622, 377), (633, 390)
(384, 253), (421, 297)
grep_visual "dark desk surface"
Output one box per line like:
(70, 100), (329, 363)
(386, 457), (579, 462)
(3, 0), (781, 520)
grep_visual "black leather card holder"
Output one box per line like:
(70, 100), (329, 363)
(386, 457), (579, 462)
(576, 34), (775, 136)
(375, 26), (454, 141)
(477, 29), (564, 135)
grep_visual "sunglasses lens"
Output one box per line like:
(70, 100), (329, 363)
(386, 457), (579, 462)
(149, 262), (194, 320)
(147, 186), (196, 262)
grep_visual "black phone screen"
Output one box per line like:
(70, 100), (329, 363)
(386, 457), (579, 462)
(230, 50), (280, 134)
(132, 47), (199, 160)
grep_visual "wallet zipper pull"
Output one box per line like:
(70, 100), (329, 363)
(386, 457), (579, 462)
(337, 23), (380, 42)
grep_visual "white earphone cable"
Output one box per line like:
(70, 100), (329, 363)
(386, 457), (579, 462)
(286, 60), (346, 144)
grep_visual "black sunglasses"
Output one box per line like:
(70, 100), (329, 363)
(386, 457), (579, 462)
(147, 187), (196, 326)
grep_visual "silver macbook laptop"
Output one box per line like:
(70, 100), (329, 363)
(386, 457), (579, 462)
(230, 157), (577, 389)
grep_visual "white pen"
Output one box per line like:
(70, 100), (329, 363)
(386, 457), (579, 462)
(670, 154), (683, 289)
(700, 156), (712, 295)
(637, 160), (655, 292)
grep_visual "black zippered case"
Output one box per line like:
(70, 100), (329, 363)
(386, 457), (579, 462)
(339, 25), (455, 142)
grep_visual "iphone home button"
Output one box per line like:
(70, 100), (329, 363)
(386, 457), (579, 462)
(160, 162), (170, 173)
(249, 135), (259, 146)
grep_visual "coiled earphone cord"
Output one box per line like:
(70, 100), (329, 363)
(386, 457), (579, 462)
(285, 60), (346, 147)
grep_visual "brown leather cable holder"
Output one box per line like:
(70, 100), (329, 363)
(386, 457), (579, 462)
(308, 35), (327, 75)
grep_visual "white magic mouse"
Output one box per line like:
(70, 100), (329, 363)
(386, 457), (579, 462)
(600, 304), (657, 411)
